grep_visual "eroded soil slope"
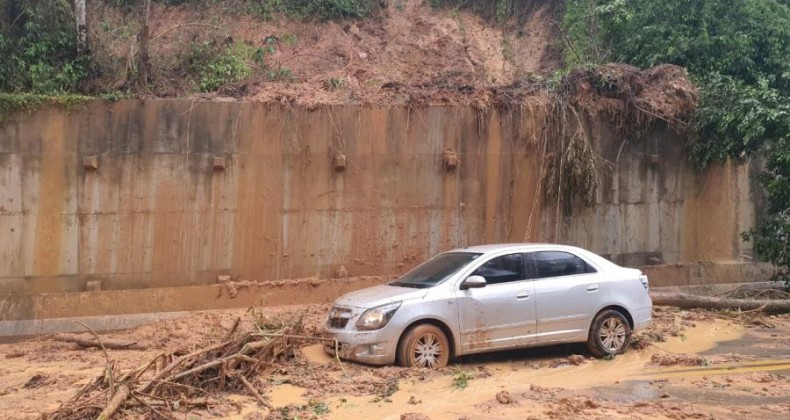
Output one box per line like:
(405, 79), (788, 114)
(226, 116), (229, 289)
(90, 0), (561, 104)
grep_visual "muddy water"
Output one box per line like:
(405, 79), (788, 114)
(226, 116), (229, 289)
(270, 383), (309, 407)
(326, 319), (745, 420)
(302, 343), (334, 365)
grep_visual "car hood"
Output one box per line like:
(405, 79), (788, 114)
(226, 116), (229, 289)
(333, 284), (428, 309)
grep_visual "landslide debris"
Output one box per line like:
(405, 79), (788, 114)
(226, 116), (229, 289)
(48, 316), (311, 420)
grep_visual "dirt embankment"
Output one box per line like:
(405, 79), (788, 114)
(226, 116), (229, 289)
(90, 0), (563, 104)
(1, 304), (788, 420)
(88, 0), (699, 133)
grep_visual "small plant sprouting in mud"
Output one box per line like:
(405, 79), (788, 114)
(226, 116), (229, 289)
(603, 354), (616, 361)
(371, 378), (399, 402)
(276, 400), (330, 419)
(328, 78), (345, 91)
(451, 367), (476, 390)
(247, 306), (289, 331)
(309, 400), (329, 415)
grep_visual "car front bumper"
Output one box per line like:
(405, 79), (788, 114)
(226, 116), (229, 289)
(323, 324), (400, 366)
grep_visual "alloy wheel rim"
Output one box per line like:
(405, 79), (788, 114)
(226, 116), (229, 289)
(413, 333), (443, 368)
(599, 317), (627, 352)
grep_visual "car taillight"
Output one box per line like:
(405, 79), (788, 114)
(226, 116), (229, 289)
(639, 274), (649, 292)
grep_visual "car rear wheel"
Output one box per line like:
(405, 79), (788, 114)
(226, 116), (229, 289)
(397, 324), (450, 369)
(587, 309), (631, 357)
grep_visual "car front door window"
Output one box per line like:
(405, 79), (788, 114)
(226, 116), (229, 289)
(471, 253), (527, 285)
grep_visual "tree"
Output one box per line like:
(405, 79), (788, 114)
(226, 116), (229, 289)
(137, 0), (151, 88)
(74, 0), (87, 55)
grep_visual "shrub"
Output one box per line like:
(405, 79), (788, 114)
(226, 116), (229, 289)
(187, 42), (252, 92)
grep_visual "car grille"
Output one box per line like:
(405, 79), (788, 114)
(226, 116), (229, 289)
(326, 306), (353, 330)
(327, 317), (349, 329)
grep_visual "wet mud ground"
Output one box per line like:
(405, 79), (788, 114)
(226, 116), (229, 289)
(1, 305), (788, 419)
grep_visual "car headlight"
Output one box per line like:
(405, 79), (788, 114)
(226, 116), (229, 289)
(355, 302), (402, 331)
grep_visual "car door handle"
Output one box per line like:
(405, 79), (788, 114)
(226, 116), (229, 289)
(516, 292), (531, 300)
(587, 285), (600, 292)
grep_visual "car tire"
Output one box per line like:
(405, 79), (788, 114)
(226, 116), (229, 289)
(397, 324), (450, 369)
(586, 309), (632, 358)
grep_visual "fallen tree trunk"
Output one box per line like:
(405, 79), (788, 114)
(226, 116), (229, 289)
(651, 293), (790, 313)
(54, 334), (148, 350)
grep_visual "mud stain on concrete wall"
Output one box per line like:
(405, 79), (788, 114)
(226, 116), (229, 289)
(483, 111), (502, 243)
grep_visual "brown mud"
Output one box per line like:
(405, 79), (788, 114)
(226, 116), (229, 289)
(0, 306), (788, 419)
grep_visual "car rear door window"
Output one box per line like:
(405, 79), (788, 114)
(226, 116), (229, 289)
(472, 253), (527, 285)
(529, 251), (596, 279)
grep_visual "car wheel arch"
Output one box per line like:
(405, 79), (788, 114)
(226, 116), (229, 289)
(397, 318), (457, 360)
(593, 305), (634, 329)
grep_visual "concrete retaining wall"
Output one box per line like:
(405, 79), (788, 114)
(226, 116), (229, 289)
(0, 100), (765, 299)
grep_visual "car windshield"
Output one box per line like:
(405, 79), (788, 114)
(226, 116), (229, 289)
(390, 252), (482, 288)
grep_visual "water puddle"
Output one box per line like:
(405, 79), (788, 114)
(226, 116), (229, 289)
(270, 383), (308, 407)
(302, 344), (333, 364)
(654, 318), (743, 354)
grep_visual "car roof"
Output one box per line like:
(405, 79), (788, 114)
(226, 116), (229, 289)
(446, 243), (575, 255)
(443, 243), (622, 270)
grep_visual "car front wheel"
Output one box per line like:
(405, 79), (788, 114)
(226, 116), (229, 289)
(587, 309), (632, 357)
(397, 324), (450, 369)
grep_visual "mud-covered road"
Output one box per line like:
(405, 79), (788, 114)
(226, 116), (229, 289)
(1, 305), (788, 419)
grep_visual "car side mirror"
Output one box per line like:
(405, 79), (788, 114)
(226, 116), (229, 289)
(460, 275), (487, 290)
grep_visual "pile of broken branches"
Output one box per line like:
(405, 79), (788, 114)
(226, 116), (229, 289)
(46, 316), (321, 420)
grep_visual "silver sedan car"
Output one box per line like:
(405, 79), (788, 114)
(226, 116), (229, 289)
(324, 244), (652, 368)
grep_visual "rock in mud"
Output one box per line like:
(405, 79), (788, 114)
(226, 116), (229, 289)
(549, 355), (587, 368)
(23, 374), (49, 389)
(496, 390), (513, 404)
(649, 353), (707, 367)
(567, 355), (586, 365)
(4, 350), (25, 359)
(401, 414), (431, 420)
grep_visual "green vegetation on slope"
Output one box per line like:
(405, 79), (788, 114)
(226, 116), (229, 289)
(429, 0), (549, 24)
(0, 0), (375, 98)
(0, 0), (89, 93)
(562, 0), (790, 285)
(109, 0), (376, 20)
